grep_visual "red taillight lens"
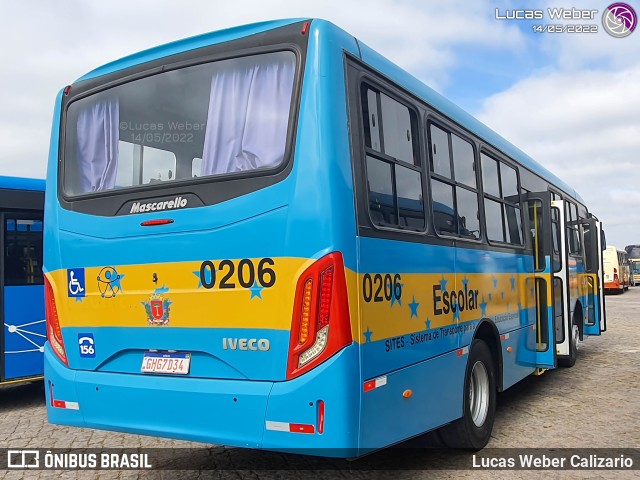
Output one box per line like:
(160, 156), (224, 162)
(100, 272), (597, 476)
(45, 276), (68, 365)
(287, 252), (352, 379)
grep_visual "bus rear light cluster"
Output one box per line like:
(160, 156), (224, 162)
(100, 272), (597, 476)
(45, 277), (68, 366)
(287, 253), (352, 379)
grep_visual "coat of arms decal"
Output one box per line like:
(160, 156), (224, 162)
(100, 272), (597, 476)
(142, 293), (172, 326)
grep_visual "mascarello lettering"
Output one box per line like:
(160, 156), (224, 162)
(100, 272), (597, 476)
(130, 196), (188, 214)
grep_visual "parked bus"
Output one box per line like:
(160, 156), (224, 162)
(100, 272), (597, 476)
(625, 245), (640, 286)
(603, 246), (630, 293)
(44, 19), (606, 456)
(0, 176), (45, 385)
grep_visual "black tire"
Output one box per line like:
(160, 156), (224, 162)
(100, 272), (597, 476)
(558, 322), (578, 368)
(438, 339), (496, 450)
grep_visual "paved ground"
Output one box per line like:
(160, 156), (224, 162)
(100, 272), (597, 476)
(1, 287), (638, 479)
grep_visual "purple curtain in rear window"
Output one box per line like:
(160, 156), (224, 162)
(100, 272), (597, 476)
(75, 98), (119, 193)
(200, 53), (295, 176)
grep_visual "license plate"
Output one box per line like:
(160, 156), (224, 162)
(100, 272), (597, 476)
(141, 352), (191, 375)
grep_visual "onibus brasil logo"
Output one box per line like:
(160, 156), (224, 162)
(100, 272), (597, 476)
(602, 3), (637, 37)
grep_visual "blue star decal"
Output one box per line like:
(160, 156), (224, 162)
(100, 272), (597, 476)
(488, 293), (493, 301)
(493, 277), (499, 288)
(193, 268), (217, 289)
(249, 281), (264, 300)
(510, 276), (516, 291)
(480, 296), (488, 317)
(363, 327), (373, 343)
(501, 291), (505, 300)
(439, 275), (448, 291)
(453, 306), (460, 321)
(461, 276), (469, 289)
(390, 283), (404, 307)
(408, 296), (419, 318)
(75, 297), (83, 303)
(425, 318), (432, 330)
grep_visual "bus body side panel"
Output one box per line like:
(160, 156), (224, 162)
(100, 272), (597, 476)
(456, 246), (537, 389)
(359, 349), (465, 450)
(355, 237), (461, 448)
(355, 234), (539, 447)
(3, 285), (45, 381)
(262, 344), (360, 454)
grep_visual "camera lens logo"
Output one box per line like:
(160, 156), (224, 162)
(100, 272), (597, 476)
(602, 3), (637, 37)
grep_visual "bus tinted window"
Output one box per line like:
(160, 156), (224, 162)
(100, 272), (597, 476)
(481, 153), (523, 245)
(565, 201), (581, 255)
(505, 204), (522, 244)
(4, 218), (44, 286)
(362, 85), (423, 231)
(500, 163), (518, 200)
(366, 156), (396, 226)
(116, 143), (177, 187)
(63, 51), (296, 196)
(485, 199), (504, 242)
(432, 180), (456, 234)
(430, 125), (451, 177)
(429, 124), (480, 240)
(456, 186), (480, 238)
(452, 134), (475, 188)
(481, 154), (500, 198)
(364, 89), (381, 151)
(380, 93), (415, 165)
(396, 165), (425, 229)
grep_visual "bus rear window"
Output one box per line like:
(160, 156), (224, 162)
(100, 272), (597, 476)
(63, 51), (296, 197)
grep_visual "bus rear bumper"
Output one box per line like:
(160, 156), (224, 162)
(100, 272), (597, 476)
(44, 343), (360, 455)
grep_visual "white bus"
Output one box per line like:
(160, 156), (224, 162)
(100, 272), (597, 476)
(603, 246), (630, 293)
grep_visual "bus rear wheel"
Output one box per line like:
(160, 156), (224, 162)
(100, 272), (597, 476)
(438, 339), (496, 450)
(558, 323), (579, 368)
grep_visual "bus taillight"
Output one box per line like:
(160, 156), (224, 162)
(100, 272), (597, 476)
(287, 252), (352, 379)
(45, 276), (68, 366)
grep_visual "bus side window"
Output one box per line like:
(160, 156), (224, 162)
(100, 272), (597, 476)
(4, 218), (44, 286)
(481, 153), (523, 245)
(428, 125), (480, 240)
(361, 85), (424, 231)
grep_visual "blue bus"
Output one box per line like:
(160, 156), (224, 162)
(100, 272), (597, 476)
(0, 176), (45, 385)
(44, 19), (606, 455)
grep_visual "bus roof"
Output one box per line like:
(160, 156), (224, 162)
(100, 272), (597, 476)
(76, 19), (306, 83)
(73, 18), (584, 205)
(0, 176), (45, 192)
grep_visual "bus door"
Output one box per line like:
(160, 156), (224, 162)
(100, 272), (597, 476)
(548, 199), (572, 360)
(1, 213), (45, 382)
(526, 192), (559, 369)
(581, 217), (606, 335)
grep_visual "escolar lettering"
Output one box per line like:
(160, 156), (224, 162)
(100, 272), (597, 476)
(130, 197), (188, 214)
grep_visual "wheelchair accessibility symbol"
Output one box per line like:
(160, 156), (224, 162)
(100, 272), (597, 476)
(67, 268), (86, 298)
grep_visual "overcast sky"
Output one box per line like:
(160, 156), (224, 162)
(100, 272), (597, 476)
(0, 0), (638, 247)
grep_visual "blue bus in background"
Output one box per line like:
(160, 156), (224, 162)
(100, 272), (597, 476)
(0, 176), (45, 385)
(44, 19), (606, 456)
